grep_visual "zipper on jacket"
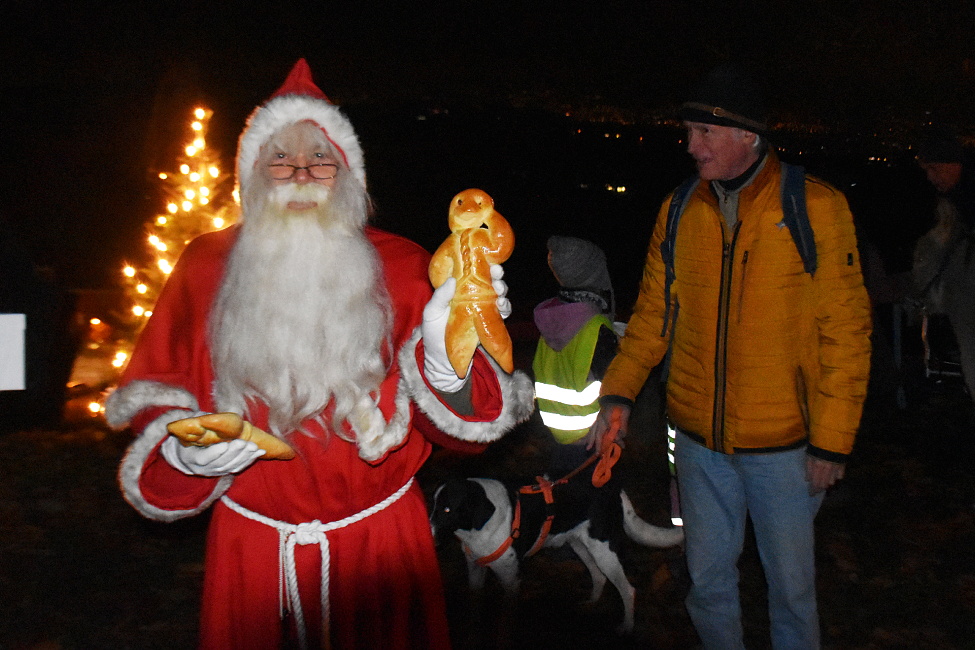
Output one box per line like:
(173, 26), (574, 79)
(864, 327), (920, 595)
(736, 250), (749, 324)
(712, 222), (740, 453)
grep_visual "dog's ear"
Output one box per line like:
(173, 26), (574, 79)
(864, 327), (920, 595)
(469, 481), (496, 530)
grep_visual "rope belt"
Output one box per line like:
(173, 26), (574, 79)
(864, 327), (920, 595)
(220, 478), (414, 650)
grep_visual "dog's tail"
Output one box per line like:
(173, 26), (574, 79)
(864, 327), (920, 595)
(621, 491), (684, 547)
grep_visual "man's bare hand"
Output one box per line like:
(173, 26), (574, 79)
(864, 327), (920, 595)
(806, 456), (845, 495)
(584, 404), (631, 451)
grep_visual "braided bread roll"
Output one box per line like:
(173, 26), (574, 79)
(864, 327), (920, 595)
(428, 188), (515, 378)
(167, 412), (296, 460)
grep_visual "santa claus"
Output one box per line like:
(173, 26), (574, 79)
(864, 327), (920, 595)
(106, 59), (534, 650)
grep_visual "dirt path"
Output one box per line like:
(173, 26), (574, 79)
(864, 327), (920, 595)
(1, 381), (973, 649)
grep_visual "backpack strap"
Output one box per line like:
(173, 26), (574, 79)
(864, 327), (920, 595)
(660, 163), (816, 338)
(779, 162), (817, 275)
(660, 176), (699, 337)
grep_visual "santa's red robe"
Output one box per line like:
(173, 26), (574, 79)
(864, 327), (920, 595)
(107, 225), (534, 649)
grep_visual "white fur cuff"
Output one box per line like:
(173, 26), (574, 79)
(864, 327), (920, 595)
(400, 328), (535, 444)
(118, 407), (234, 522)
(105, 380), (200, 429)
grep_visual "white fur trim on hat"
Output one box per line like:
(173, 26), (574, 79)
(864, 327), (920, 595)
(237, 93), (366, 191)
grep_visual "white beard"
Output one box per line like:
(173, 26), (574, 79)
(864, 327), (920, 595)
(209, 179), (393, 440)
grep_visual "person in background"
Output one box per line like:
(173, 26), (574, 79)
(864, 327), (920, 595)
(105, 59), (534, 650)
(590, 63), (872, 649)
(912, 126), (975, 411)
(532, 235), (619, 478)
(916, 126), (975, 232)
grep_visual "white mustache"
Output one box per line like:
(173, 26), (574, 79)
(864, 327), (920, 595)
(267, 182), (331, 207)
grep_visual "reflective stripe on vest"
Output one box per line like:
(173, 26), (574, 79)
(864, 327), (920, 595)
(534, 380), (603, 405)
(535, 380), (602, 430)
(537, 402), (601, 431)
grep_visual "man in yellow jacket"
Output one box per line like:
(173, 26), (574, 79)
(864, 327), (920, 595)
(593, 64), (872, 649)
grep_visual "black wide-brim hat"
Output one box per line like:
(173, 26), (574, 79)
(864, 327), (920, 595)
(679, 63), (770, 136)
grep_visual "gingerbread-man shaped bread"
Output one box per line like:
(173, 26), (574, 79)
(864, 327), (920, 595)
(428, 188), (515, 378)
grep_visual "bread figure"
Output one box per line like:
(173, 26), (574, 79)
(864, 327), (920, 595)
(167, 412), (296, 460)
(428, 188), (515, 378)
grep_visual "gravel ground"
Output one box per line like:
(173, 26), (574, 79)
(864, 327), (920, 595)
(2, 360), (974, 649)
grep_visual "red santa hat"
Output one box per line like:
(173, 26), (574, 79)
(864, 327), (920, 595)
(236, 59), (366, 189)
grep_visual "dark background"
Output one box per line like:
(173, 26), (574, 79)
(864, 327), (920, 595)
(3, 0), (973, 295)
(2, 4), (975, 647)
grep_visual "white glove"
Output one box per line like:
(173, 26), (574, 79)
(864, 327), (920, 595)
(422, 277), (467, 393)
(160, 435), (265, 477)
(491, 263), (512, 319)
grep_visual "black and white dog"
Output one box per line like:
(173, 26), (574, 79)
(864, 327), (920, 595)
(430, 476), (683, 633)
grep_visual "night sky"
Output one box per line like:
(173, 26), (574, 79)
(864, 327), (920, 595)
(4, 0), (975, 289)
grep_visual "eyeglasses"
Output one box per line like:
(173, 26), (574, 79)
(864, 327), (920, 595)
(267, 163), (339, 180)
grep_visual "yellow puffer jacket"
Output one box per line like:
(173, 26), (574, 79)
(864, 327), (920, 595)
(601, 154), (872, 460)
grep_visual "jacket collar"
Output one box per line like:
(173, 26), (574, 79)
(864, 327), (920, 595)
(693, 150), (781, 212)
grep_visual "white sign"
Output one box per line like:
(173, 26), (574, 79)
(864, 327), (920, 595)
(0, 313), (26, 391)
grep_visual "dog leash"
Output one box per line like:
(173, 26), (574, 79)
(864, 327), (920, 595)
(470, 499), (521, 566)
(468, 421), (625, 566)
(518, 477), (557, 557)
(468, 477), (554, 566)
(592, 408), (624, 488)
(543, 408), (625, 489)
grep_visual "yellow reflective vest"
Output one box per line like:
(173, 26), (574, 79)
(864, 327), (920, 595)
(534, 314), (615, 444)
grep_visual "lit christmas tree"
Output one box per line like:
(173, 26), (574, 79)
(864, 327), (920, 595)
(115, 106), (237, 370)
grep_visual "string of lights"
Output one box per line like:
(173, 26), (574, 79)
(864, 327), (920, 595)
(113, 106), (237, 375)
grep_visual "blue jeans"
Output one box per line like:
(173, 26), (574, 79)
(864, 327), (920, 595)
(675, 432), (825, 650)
